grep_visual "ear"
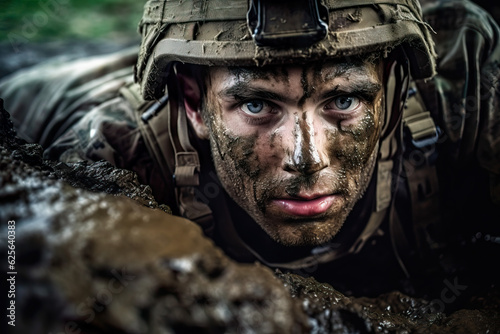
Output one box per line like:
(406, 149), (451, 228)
(177, 72), (209, 140)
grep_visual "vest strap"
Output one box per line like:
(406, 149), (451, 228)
(120, 81), (214, 231)
(402, 83), (442, 258)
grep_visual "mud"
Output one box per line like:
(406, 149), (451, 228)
(1, 99), (499, 333)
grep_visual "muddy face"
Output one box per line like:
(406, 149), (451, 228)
(201, 60), (384, 246)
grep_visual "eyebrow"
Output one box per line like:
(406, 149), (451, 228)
(219, 82), (291, 103)
(319, 80), (382, 102)
(218, 63), (382, 103)
(220, 79), (381, 104)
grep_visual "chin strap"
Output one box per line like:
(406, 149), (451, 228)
(401, 80), (442, 258)
(345, 56), (412, 275)
(121, 67), (214, 234)
(169, 64), (214, 231)
(383, 57), (441, 277)
(333, 56), (413, 268)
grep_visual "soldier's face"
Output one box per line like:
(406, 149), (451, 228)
(202, 60), (384, 246)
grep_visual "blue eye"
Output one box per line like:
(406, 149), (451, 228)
(335, 96), (356, 110)
(243, 100), (265, 114)
(325, 96), (360, 112)
(239, 99), (278, 124)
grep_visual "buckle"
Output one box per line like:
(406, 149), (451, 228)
(404, 111), (439, 148)
(411, 126), (440, 149)
(247, 0), (328, 48)
(173, 152), (200, 187)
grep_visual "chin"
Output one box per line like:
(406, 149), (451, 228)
(259, 218), (346, 247)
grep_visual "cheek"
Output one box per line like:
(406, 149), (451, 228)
(258, 131), (287, 164)
(206, 113), (285, 177)
(328, 106), (381, 170)
(219, 131), (284, 179)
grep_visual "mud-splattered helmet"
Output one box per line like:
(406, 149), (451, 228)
(135, 0), (436, 100)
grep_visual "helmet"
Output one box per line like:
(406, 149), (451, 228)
(135, 0), (436, 101)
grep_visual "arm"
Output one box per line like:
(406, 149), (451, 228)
(423, 0), (500, 205)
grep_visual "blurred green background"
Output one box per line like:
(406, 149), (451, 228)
(0, 0), (145, 77)
(0, 0), (144, 42)
(1, 0), (498, 43)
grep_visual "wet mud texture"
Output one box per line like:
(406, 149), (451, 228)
(1, 99), (499, 333)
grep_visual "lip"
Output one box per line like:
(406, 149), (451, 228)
(271, 194), (338, 217)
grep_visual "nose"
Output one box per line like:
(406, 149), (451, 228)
(283, 112), (327, 175)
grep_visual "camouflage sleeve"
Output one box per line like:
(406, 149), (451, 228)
(423, 0), (500, 204)
(0, 45), (179, 208)
(43, 90), (175, 208)
(43, 96), (141, 165)
(0, 46), (138, 148)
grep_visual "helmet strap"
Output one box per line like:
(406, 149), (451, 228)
(168, 64), (214, 228)
(375, 49), (410, 214)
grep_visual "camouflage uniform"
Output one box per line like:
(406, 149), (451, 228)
(1, 0), (499, 296)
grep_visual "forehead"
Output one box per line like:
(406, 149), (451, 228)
(207, 58), (382, 86)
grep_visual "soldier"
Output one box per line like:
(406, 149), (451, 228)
(1, 0), (499, 298)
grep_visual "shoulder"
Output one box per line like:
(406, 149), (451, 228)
(418, 1), (500, 204)
(422, 0), (497, 38)
(44, 93), (139, 163)
(0, 46), (138, 147)
(421, 0), (500, 162)
(422, 0), (499, 80)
